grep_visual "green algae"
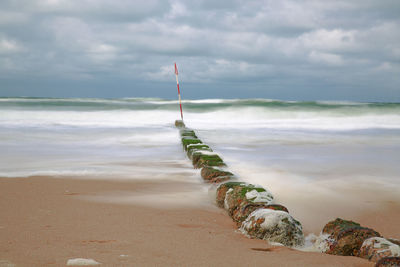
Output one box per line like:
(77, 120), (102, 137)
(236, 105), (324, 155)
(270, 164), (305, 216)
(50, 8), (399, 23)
(193, 154), (226, 168)
(181, 137), (202, 150)
(180, 129), (197, 138)
(201, 166), (233, 180)
(187, 147), (213, 159)
(187, 144), (212, 154)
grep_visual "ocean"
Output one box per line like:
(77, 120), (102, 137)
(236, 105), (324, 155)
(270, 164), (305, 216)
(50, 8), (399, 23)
(1, 97), (400, 231)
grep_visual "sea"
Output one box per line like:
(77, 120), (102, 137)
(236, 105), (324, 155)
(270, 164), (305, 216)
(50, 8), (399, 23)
(1, 97), (400, 232)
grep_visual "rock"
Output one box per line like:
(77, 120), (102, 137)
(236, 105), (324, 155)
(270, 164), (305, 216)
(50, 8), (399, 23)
(192, 153), (226, 168)
(216, 181), (248, 208)
(186, 144), (213, 159)
(201, 166), (234, 181)
(180, 129), (197, 138)
(240, 208), (305, 247)
(207, 175), (232, 184)
(188, 148), (214, 160)
(181, 137), (202, 151)
(322, 218), (360, 236)
(175, 120), (185, 128)
(388, 239), (400, 247)
(232, 203), (288, 225)
(66, 258), (101, 266)
(358, 237), (400, 263)
(224, 184), (274, 222)
(321, 218), (380, 256)
(375, 257), (400, 267)
(264, 204), (289, 213)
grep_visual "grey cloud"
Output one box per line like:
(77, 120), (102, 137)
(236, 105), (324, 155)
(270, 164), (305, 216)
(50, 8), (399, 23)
(0, 0), (399, 101)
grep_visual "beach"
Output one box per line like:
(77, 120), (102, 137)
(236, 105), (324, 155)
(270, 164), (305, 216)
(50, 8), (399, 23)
(0, 175), (383, 266)
(1, 97), (400, 266)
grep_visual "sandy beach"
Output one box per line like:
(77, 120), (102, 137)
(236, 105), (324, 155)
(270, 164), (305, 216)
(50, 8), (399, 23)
(0, 176), (389, 266)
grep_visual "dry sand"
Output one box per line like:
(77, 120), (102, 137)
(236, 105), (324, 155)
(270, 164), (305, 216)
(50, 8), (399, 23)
(2, 176), (396, 266)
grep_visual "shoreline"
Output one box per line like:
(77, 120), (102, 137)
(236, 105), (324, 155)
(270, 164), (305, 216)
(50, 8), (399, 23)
(0, 175), (377, 266)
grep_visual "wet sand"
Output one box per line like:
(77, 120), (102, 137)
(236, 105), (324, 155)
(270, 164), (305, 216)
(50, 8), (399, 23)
(0, 176), (392, 266)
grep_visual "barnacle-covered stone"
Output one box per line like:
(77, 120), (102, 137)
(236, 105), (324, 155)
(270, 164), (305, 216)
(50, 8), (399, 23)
(240, 209), (305, 247)
(358, 237), (400, 263)
(321, 218), (380, 256)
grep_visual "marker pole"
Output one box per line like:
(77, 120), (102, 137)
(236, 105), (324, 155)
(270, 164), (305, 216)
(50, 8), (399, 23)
(174, 63), (183, 121)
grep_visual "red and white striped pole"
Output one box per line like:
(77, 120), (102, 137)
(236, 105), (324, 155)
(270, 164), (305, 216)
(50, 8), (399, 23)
(174, 62), (183, 121)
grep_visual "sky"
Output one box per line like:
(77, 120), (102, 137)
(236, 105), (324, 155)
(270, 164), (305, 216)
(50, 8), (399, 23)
(0, 0), (399, 101)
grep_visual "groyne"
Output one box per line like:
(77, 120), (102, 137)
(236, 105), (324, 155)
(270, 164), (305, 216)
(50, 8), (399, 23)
(175, 120), (400, 266)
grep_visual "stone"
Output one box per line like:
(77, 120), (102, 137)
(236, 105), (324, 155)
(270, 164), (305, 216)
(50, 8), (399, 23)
(358, 237), (400, 263)
(201, 166), (234, 181)
(192, 153), (226, 168)
(322, 218), (360, 236)
(175, 120), (185, 128)
(232, 203), (289, 225)
(66, 258), (101, 266)
(180, 129), (197, 138)
(264, 204), (289, 213)
(240, 209), (305, 247)
(388, 239), (400, 247)
(321, 218), (380, 256)
(186, 144), (213, 159)
(375, 257), (400, 267)
(207, 175), (232, 184)
(188, 148), (214, 160)
(224, 184), (274, 217)
(216, 181), (248, 208)
(181, 137), (202, 151)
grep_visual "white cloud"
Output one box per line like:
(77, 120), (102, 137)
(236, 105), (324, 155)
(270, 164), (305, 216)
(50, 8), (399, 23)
(0, 37), (23, 54)
(309, 51), (344, 66)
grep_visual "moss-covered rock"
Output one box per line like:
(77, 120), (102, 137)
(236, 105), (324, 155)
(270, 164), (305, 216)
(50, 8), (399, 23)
(180, 129), (197, 138)
(322, 218), (361, 236)
(264, 204), (289, 213)
(193, 153), (226, 168)
(240, 209), (305, 247)
(175, 120), (185, 128)
(187, 146), (213, 160)
(207, 175), (233, 184)
(187, 144), (212, 154)
(201, 166), (234, 181)
(181, 137), (202, 151)
(231, 203), (289, 225)
(376, 257), (400, 266)
(216, 182), (248, 208)
(358, 237), (400, 263)
(321, 218), (381, 256)
(224, 184), (274, 220)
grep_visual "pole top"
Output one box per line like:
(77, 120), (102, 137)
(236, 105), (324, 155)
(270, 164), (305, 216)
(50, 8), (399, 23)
(174, 62), (178, 75)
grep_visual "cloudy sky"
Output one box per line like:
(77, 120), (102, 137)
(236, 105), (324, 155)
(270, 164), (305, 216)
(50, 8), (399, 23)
(0, 0), (399, 101)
